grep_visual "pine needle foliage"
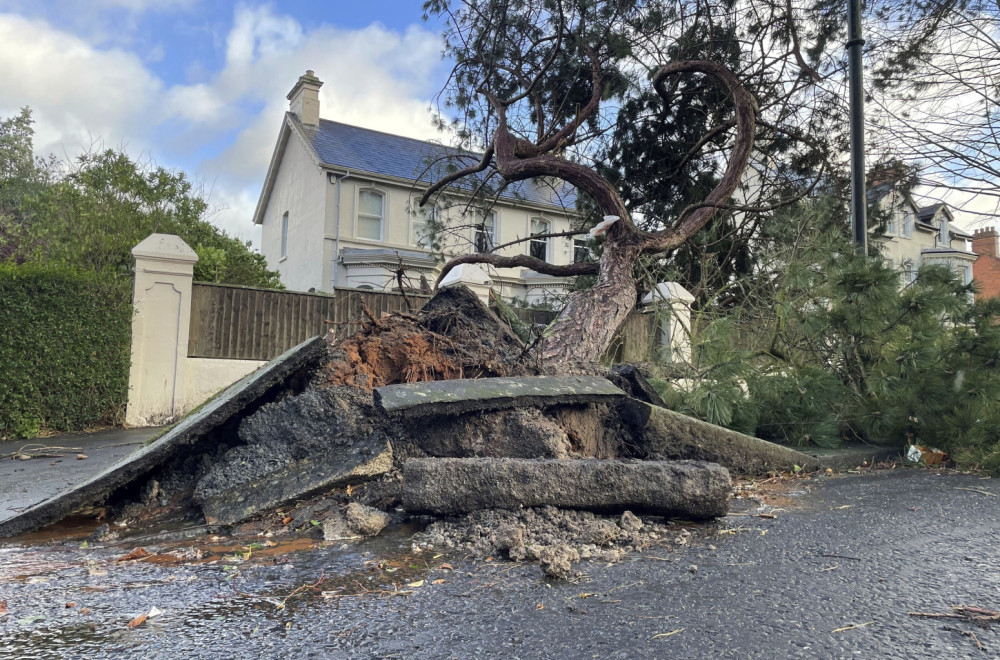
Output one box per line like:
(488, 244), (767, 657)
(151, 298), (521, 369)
(653, 197), (1000, 473)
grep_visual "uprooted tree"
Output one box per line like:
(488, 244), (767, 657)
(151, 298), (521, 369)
(420, 1), (758, 364)
(418, 0), (996, 365)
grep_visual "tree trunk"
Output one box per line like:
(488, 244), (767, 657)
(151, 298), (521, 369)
(539, 240), (641, 363)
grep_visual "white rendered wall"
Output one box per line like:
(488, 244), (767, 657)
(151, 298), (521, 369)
(260, 131), (327, 292)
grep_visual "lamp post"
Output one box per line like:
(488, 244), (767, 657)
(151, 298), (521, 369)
(847, 0), (868, 255)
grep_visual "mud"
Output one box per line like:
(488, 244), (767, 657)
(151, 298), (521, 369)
(417, 505), (682, 578)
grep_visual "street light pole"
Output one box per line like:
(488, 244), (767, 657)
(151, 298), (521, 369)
(847, 0), (868, 255)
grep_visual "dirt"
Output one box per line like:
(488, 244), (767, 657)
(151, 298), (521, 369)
(312, 286), (532, 390)
(416, 505), (682, 579)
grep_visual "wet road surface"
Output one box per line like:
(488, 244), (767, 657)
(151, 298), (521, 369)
(1, 469), (998, 659)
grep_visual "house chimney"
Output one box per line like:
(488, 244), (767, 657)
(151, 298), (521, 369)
(973, 227), (999, 257)
(287, 70), (323, 127)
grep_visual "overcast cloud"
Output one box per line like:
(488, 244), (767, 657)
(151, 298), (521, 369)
(0, 2), (444, 243)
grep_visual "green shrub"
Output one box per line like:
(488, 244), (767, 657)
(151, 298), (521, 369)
(0, 263), (131, 439)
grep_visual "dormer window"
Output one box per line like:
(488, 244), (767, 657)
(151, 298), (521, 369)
(357, 189), (384, 241)
(902, 210), (914, 237)
(886, 213), (897, 236)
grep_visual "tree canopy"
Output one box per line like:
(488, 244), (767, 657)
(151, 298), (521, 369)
(0, 108), (280, 288)
(418, 0), (999, 361)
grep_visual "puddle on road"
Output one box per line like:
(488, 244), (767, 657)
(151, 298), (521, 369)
(0, 517), (452, 658)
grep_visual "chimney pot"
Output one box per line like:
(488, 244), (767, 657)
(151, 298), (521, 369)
(287, 70), (323, 127)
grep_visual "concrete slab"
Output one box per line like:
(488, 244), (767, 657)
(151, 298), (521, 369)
(0, 428), (159, 528)
(403, 457), (731, 518)
(375, 376), (626, 418)
(0, 336), (325, 538)
(621, 400), (821, 475)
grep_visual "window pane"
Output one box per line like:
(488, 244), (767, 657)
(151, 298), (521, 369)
(530, 217), (549, 235)
(530, 238), (547, 261)
(476, 212), (496, 253)
(281, 212), (289, 257)
(359, 191), (383, 216)
(358, 216), (381, 240)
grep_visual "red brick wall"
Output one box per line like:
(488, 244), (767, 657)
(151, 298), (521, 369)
(974, 254), (1000, 300)
(973, 228), (1000, 300)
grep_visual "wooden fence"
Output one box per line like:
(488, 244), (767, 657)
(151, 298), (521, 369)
(188, 283), (656, 363)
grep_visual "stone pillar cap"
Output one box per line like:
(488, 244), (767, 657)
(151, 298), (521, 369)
(132, 233), (199, 263)
(642, 281), (694, 305)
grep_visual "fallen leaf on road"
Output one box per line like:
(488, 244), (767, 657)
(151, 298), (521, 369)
(432, 579), (446, 585)
(65, 602), (76, 608)
(117, 547), (150, 562)
(406, 580), (424, 588)
(0, 600), (7, 616)
(579, 593), (596, 599)
(76, 454), (88, 460)
(127, 613), (147, 628)
(651, 629), (684, 640)
(835, 505), (853, 510)
(439, 563), (454, 571)
(536, 604), (545, 610)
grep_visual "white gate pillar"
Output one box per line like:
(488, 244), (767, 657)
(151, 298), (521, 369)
(125, 234), (198, 426)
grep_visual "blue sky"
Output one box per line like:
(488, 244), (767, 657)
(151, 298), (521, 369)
(0, 1), (451, 243)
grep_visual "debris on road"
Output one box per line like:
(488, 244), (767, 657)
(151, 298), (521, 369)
(1, 286), (806, 578)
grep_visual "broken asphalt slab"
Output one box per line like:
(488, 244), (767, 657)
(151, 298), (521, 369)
(622, 399), (823, 474)
(403, 457), (731, 518)
(0, 428), (159, 529)
(0, 336), (324, 539)
(375, 375), (626, 417)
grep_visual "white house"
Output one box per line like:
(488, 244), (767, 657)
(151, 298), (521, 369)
(253, 71), (586, 305)
(868, 182), (975, 285)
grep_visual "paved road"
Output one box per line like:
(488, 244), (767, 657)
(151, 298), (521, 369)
(0, 428), (159, 527)
(1, 469), (998, 659)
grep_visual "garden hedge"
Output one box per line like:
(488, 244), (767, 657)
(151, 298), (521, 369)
(0, 264), (131, 439)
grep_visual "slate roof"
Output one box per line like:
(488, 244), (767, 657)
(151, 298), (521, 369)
(296, 117), (578, 211)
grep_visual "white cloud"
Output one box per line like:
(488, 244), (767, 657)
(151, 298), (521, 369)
(224, 3), (302, 67)
(0, 13), (163, 156)
(0, 4), (444, 243)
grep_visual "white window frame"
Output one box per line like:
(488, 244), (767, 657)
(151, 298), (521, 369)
(886, 212), (897, 236)
(529, 217), (550, 262)
(902, 209), (914, 237)
(475, 210), (497, 253)
(573, 237), (589, 263)
(356, 188), (386, 242)
(280, 211), (289, 258)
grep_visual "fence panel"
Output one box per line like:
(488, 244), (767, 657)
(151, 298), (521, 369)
(188, 283), (338, 360)
(189, 284), (657, 364)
